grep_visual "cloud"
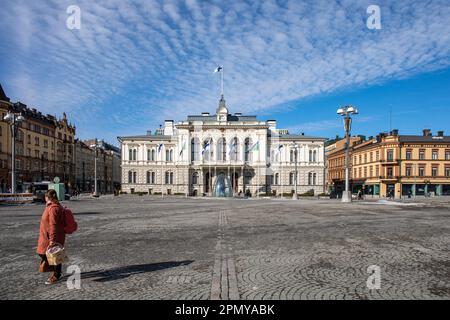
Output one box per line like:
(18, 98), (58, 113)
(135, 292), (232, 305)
(0, 0), (449, 142)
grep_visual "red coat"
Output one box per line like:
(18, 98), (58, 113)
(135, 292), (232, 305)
(37, 202), (66, 255)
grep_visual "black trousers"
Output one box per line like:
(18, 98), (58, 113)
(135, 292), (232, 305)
(39, 254), (62, 277)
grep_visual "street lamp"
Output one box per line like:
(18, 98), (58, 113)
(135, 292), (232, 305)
(3, 108), (25, 194)
(90, 139), (104, 197)
(337, 105), (358, 203)
(291, 142), (299, 200)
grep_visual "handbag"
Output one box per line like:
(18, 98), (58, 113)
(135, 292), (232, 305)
(39, 258), (52, 273)
(46, 243), (69, 265)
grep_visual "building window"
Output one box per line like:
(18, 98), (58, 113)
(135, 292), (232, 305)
(406, 167), (412, 177)
(370, 152), (373, 162)
(217, 138), (226, 161)
(419, 166), (425, 177)
(387, 167), (393, 178)
(244, 172), (252, 185)
(445, 150), (450, 160)
(359, 167), (362, 178)
(445, 167), (450, 177)
(274, 173), (279, 185)
(129, 149), (137, 161)
(128, 171), (137, 183)
(191, 138), (200, 162)
(364, 167), (367, 178)
(289, 172), (296, 185)
(432, 150), (438, 160)
(166, 149), (170, 162)
(432, 166), (438, 177)
(387, 150), (394, 161)
(290, 150), (295, 163)
(230, 137), (239, 161)
(406, 150), (412, 160)
(370, 166), (373, 177)
(376, 166), (379, 177)
(244, 138), (252, 162)
(192, 172), (199, 185)
(376, 151), (380, 161)
(419, 149), (425, 160)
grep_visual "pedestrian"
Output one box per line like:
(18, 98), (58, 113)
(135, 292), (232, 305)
(37, 189), (66, 285)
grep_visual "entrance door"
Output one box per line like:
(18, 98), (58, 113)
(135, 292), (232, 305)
(387, 184), (395, 198)
(205, 172), (210, 194)
(231, 172), (239, 193)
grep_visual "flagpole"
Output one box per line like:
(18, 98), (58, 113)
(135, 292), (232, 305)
(161, 141), (164, 199)
(221, 67), (224, 96)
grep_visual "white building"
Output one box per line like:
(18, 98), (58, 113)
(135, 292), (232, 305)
(118, 95), (326, 197)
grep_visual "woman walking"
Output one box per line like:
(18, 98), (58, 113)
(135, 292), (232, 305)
(37, 189), (66, 285)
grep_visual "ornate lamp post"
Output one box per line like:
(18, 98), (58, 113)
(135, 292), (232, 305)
(291, 142), (299, 200)
(90, 139), (104, 197)
(337, 105), (358, 203)
(3, 107), (25, 194)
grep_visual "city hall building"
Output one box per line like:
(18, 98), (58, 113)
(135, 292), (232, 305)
(118, 95), (326, 197)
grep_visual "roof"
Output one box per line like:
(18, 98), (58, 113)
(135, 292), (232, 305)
(0, 84), (10, 102)
(185, 115), (258, 122)
(278, 134), (327, 141)
(117, 135), (173, 142)
(399, 135), (450, 143)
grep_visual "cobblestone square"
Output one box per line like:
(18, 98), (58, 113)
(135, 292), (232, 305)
(0, 196), (449, 300)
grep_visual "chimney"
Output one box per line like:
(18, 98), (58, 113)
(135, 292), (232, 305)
(423, 129), (431, 137)
(437, 130), (444, 137)
(164, 120), (174, 136)
(201, 112), (210, 117)
(267, 120), (277, 131)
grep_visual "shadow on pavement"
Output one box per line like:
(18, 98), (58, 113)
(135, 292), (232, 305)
(81, 260), (194, 282)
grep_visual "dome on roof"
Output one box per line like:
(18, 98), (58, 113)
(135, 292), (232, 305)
(216, 94), (228, 114)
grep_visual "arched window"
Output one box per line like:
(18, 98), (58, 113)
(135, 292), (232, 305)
(146, 171), (151, 184)
(165, 171), (170, 184)
(244, 138), (252, 162)
(230, 137), (239, 161)
(309, 150), (313, 162)
(275, 173), (279, 185)
(313, 150), (317, 163)
(166, 149), (170, 162)
(170, 150), (173, 162)
(217, 138), (226, 161)
(191, 138), (200, 162)
(151, 149), (155, 161)
(170, 172), (174, 184)
(290, 150), (294, 162)
(308, 172), (313, 185)
(289, 172), (296, 185)
(128, 170), (137, 183)
(313, 173), (317, 185)
(192, 172), (199, 185)
(202, 138), (213, 161)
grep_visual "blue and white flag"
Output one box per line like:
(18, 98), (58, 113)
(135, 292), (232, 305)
(158, 143), (164, 153)
(229, 139), (238, 155)
(214, 66), (223, 73)
(276, 144), (284, 154)
(201, 140), (211, 155)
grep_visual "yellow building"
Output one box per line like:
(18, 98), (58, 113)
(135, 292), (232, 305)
(352, 129), (450, 198)
(0, 84), (76, 192)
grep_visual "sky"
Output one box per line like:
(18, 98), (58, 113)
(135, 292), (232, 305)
(0, 0), (449, 146)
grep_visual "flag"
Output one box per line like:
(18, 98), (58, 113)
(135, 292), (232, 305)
(158, 143), (164, 153)
(179, 140), (186, 156)
(229, 139), (238, 155)
(214, 66), (223, 73)
(276, 144), (284, 154)
(248, 141), (260, 152)
(201, 140), (211, 155)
